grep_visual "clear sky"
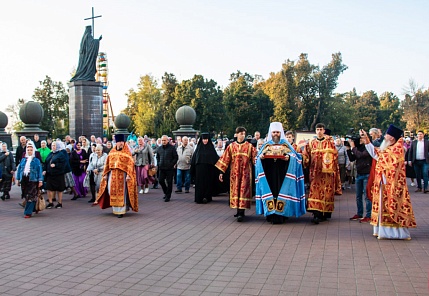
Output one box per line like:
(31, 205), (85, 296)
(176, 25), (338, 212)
(0, 0), (428, 117)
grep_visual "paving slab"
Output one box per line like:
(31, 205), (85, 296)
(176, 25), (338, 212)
(0, 182), (428, 295)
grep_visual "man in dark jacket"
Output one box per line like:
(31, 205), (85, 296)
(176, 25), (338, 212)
(408, 130), (429, 193)
(0, 143), (16, 200)
(15, 136), (27, 167)
(156, 135), (178, 202)
(346, 137), (372, 223)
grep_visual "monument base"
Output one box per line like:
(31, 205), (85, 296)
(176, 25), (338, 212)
(68, 81), (103, 139)
(173, 126), (199, 139)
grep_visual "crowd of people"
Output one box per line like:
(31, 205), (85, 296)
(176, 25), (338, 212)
(0, 123), (419, 239)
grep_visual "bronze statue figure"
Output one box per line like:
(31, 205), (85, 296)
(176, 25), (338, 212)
(70, 26), (102, 82)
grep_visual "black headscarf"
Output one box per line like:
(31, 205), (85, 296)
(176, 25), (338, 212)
(191, 133), (219, 165)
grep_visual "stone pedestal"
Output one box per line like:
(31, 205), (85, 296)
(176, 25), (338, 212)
(68, 81), (103, 138)
(172, 105), (198, 139)
(114, 113), (131, 139)
(15, 101), (48, 146)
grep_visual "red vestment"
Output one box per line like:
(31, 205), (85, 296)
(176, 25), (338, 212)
(369, 138), (416, 228)
(306, 137), (342, 213)
(96, 144), (138, 212)
(215, 141), (257, 209)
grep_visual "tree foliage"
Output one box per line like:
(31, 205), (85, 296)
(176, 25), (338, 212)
(32, 76), (69, 138)
(223, 72), (273, 137)
(401, 90), (429, 132)
(124, 75), (161, 137)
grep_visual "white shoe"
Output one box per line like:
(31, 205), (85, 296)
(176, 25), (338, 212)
(411, 182), (415, 187)
(139, 189), (143, 194)
(144, 188), (149, 194)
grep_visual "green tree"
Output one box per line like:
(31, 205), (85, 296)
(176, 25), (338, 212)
(125, 75), (161, 137)
(401, 80), (429, 132)
(323, 93), (355, 135)
(156, 73), (179, 136)
(295, 53), (318, 130)
(223, 72), (267, 136)
(353, 90), (380, 131)
(32, 76), (69, 138)
(310, 53), (348, 130)
(379, 92), (403, 130)
(174, 75), (224, 136)
(262, 59), (300, 130)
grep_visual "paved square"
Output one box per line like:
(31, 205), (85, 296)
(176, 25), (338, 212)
(1, 183), (428, 295)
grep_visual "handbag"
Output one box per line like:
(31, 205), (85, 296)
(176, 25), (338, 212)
(83, 173), (90, 188)
(36, 190), (46, 211)
(148, 166), (157, 177)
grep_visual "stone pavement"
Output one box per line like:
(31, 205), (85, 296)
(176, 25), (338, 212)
(0, 182), (428, 296)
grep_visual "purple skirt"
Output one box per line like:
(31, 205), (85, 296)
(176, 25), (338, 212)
(136, 165), (154, 187)
(73, 173), (88, 197)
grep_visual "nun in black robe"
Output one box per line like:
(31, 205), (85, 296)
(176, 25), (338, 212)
(191, 133), (219, 204)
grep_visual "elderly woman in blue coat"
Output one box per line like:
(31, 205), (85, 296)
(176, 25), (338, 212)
(16, 142), (43, 218)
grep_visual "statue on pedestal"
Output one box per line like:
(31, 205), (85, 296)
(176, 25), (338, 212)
(70, 25), (102, 82)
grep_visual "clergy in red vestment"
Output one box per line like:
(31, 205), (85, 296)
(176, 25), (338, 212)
(361, 125), (416, 240)
(215, 126), (257, 222)
(93, 134), (138, 218)
(304, 123), (342, 224)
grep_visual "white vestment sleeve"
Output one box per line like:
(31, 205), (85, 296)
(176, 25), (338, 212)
(365, 143), (378, 160)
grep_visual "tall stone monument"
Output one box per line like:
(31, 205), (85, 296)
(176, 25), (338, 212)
(0, 111), (12, 149)
(15, 101), (48, 142)
(68, 25), (103, 138)
(172, 105), (198, 139)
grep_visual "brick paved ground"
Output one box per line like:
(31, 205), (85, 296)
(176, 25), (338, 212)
(0, 181), (428, 296)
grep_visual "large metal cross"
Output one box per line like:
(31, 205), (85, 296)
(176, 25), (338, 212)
(84, 7), (102, 37)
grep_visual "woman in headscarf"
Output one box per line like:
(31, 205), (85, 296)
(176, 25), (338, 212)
(16, 142), (43, 218)
(190, 133), (219, 204)
(65, 144), (79, 199)
(45, 140), (68, 209)
(133, 136), (155, 194)
(81, 137), (91, 153)
(71, 142), (88, 199)
(86, 144), (107, 203)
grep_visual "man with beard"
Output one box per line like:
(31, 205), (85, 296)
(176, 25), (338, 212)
(0, 143), (16, 200)
(303, 123), (342, 224)
(255, 122), (306, 224)
(93, 134), (138, 218)
(361, 125), (416, 239)
(215, 127), (257, 222)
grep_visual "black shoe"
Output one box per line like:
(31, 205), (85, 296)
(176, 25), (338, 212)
(152, 186), (159, 189)
(71, 195), (80, 200)
(46, 203), (54, 209)
(88, 198), (95, 203)
(311, 217), (320, 224)
(202, 198), (208, 204)
(237, 215), (244, 222)
(5, 194), (10, 200)
(164, 197), (170, 202)
(117, 214), (123, 218)
(175, 190), (182, 193)
(185, 190), (189, 193)
(55, 203), (62, 209)
(0, 195), (4, 201)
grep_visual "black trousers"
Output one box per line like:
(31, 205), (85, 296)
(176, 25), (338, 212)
(159, 169), (175, 199)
